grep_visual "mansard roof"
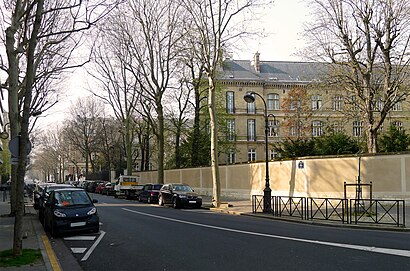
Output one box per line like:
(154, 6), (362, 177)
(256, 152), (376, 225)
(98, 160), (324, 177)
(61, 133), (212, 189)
(221, 59), (327, 84)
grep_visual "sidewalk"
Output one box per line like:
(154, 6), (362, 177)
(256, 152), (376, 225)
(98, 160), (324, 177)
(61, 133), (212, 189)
(0, 194), (52, 271)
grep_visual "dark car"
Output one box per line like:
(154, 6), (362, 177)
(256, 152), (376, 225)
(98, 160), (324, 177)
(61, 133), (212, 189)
(85, 181), (98, 193)
(158, 184), (202, 209)
(138, 184), (163, 203)
(102, 182), (115, 196)
(42, 188), (99, 237)
(38, 184), (73, 223)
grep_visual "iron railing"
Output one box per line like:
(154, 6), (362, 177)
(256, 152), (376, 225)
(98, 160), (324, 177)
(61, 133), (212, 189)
(309, 198), (347, 223)
(349, 199), (405, 227)
(277, 196), (306, 219)
(251, 195), (406, 227)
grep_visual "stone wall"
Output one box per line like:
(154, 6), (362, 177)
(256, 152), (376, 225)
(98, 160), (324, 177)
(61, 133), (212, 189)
(133, 153), (410, 202)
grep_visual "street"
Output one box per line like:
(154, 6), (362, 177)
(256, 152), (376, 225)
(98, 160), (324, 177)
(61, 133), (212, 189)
(51, 193), (410, 271)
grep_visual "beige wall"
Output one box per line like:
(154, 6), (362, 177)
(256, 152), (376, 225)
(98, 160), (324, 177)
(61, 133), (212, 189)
(136, 153), (410, 202)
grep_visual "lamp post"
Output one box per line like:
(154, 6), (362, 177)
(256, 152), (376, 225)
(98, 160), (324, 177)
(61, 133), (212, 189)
(244, 92), (272, 213)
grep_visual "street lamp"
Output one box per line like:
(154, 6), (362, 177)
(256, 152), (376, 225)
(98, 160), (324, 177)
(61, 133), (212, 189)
(244, 92), (273, 213)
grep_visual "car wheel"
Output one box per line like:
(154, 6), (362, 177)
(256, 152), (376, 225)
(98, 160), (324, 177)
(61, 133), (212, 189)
(158, 195), (164, 206)
(173, 197), (179, 209)
(147, 196), (151, 204)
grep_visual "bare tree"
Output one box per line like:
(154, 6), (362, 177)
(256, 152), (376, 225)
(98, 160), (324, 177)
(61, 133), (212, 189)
(89, 17), (141, 176)
(64, 96), (105, 177)
(166, 77), (194, 168)
(304, 0), (410, 153)
(281, 87), (313, 138)
(109, 0), (186, 183)
(1, 0), (117, 255)
(180, 0), (264, 207)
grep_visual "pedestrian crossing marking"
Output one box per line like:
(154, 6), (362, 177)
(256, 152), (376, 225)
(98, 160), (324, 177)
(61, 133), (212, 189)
(71, 248), (87, 254)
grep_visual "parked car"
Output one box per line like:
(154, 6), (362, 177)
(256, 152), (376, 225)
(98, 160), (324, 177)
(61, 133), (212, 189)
(38, 184), (73, 223)
(95, 182), (106, 194)
(42, 188), (99, 237)
(84, 181), (98, 193)
(33, 182), (48, 210)
(138, 184), (163, 203)
(102, 182), (115, 196)
(158, 184), (202, 209)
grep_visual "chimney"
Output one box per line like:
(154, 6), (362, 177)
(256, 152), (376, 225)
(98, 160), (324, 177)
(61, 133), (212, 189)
(253, 52), (260, 73)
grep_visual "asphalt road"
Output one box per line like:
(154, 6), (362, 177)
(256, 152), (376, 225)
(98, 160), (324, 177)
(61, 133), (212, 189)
(53, 193), (410, 271)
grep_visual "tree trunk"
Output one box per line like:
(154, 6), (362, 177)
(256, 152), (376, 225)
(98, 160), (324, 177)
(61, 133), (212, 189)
(208, 76), (221, 207)
(191, 89), (201, 167)
(5, 6), (20, 217)
(125, 119), (133, 175)
(144, 133), (150, 171)
(175, 125), (181, 168)
(157, 103), (165, 184)
(367, 128), (378, 154)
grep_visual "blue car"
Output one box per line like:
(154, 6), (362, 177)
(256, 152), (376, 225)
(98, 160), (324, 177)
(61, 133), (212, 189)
(43, 188), (99, 237)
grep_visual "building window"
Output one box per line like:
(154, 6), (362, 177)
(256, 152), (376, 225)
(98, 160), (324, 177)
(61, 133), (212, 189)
(246, 92), (255, 114)
(312, 121), (323, 137)
(289, 99), (300, 111)
(311, 95), (322, 110)
(353, 121), (363, 137)
(332, 96), (343, 111)
(227, 119), (235, 141)
(268, 119), (279, 137)
(393, 121), (403, 131)
(226, 91), (235, 114)
(392, 101), (402, 111)
(227, 152), (235, 164)
(248, 148), (256, 162)
(332, 121), (344, 133)
(270, 149), (277, 160)
(290, 121), (302, 137)
(247, 119), (256, 141)
(268, 93), (280, 110)
(375, 98), (384, 111)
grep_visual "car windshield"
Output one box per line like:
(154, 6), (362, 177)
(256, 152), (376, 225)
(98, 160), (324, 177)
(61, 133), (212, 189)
(55, 190), (91, 207)
(173, 185), (193, 192)
(46, 185), (71, 195)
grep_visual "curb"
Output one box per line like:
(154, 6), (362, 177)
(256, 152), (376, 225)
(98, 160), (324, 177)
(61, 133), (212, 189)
(27, 205), (57, 271)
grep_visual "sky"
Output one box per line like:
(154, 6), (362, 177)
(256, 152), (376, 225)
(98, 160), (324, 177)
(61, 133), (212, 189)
(234, 0), (311, 61)
(35, 0), (311, 128)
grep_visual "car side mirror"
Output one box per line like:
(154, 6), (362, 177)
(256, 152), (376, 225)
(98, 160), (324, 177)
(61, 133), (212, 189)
(92, 199), (98, 203)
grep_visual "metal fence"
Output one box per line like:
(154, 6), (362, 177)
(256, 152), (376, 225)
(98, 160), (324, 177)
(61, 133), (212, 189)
(252, 195), (406, 227)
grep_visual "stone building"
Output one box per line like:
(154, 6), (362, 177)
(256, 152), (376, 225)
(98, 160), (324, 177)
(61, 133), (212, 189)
(217, 53), (410, 164)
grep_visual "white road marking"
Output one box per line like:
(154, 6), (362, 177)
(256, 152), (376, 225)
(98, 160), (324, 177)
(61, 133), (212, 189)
(64, 236), (96, 241)
(122, 208), (410, 258)
(81, 231), (106, 262)
(71, 248), (87, 254)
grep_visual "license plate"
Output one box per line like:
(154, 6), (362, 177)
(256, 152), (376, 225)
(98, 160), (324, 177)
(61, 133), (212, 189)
(189, 201), (196, 204)
(71, 222), (86, 227)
